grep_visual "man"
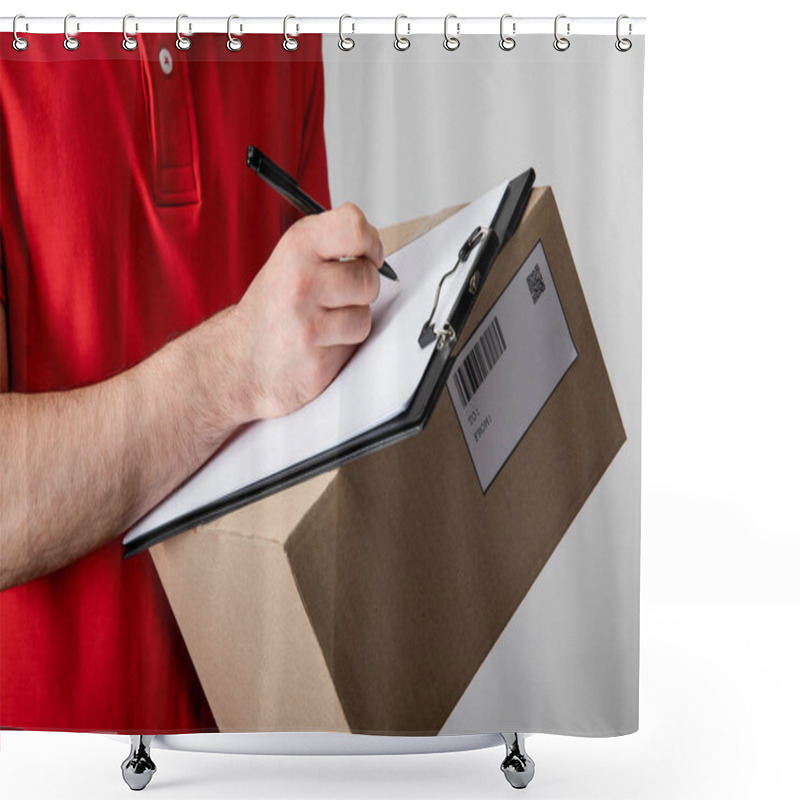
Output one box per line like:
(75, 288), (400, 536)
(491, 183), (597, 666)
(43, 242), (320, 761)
(0, 33), (382, 731)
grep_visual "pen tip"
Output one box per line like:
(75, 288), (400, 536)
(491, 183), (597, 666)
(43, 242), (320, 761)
(382, 263), (399, 281)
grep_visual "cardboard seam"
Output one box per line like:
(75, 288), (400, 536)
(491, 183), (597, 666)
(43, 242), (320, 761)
(195, 527), (288, 546)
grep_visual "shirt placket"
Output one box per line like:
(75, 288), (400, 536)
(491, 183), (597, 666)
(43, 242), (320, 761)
(138, 35), (201, 207)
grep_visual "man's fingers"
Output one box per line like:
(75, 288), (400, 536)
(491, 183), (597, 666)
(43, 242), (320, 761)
(300, 203), (385, 267)
(314, 258), (381, 309)
(312, 305), (373, 347)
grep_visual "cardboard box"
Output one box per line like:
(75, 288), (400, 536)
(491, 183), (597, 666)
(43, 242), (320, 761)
(151, 185), (626, 734)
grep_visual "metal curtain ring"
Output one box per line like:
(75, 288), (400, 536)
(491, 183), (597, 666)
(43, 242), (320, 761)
(176, 14), (192, 50)
(394, 15), (410, 51)
(12, 14), (29, 51)
(553, 14), (570, 51)
(227, 15), (242, 51)
(283, 15), (298, 51)
(122, 14), (138, 51)
(443, 14), (460, 51)
(338, 14), (355, 51)
(64, 13), (79, 51)
(615, 14), (632, 51)
(499, 14), (516, 51)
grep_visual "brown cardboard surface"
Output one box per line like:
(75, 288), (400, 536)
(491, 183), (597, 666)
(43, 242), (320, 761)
(151, 470), (349, 732)
(152, 185), (626, 735)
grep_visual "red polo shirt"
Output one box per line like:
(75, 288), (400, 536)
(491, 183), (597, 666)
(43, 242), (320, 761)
(0, 33), (330, 732)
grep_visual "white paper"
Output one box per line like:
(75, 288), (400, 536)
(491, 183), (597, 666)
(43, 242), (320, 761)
(125, 181), (509, 544)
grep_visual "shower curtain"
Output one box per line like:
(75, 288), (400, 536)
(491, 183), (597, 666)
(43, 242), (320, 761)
(0, 24), (643, 740)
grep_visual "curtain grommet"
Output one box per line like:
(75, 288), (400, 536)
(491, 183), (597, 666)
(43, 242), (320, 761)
(176, 13), (192, 50)
(283, 15), (298, 51)
(499, 14), (516, 51)
(338, 14), (355, 51)
(227, 15), (242, 51)
(394, 15), (410, 51)
(553, 14), (570, 51)
(443, 14), (460, 51)
(64, 13), (79, 51)
(122, 14), (138, 51)
(12, 14), (29, 51)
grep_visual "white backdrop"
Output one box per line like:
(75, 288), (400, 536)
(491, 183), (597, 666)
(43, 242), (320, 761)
(2, 1), (798, 799)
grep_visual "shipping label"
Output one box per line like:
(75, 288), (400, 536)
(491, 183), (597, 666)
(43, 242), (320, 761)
(446, 241), (578, 491)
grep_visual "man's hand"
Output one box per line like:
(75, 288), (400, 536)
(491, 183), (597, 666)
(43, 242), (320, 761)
(233, 202), (384, 422)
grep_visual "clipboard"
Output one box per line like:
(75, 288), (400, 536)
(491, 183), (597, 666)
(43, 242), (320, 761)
(123, 168), (534, 558)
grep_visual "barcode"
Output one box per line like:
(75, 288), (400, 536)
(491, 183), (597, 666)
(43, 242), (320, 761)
(453, 316), (507, 408)
(526, 264), (545, 304)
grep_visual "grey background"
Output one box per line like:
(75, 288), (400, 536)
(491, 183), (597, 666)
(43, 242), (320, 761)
(324, 34), (643, 736)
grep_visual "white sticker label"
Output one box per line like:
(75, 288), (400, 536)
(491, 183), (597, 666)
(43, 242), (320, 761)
(446, 242), (578, 492)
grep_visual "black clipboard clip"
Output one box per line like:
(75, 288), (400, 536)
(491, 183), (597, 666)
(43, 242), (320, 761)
(417, 167), (536, 351)
(418, 225), (489, 349)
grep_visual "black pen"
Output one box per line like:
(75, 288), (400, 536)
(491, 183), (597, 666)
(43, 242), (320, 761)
(246, 146), (398, 281)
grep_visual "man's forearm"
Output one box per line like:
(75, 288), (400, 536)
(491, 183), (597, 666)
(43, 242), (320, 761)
(0, 204), (385, 591)
(0, 306), (250, 590)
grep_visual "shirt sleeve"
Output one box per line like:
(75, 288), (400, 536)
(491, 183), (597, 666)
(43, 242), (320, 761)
(297, 36), (331, 211)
